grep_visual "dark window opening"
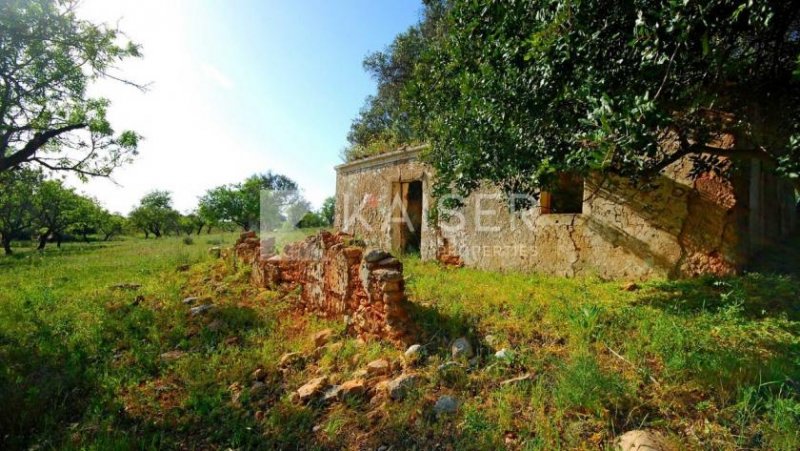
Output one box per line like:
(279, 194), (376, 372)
(540, 173), (584, 214)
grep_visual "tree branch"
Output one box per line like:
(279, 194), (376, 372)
(0, 123), (86, 171)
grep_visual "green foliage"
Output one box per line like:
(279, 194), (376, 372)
(0, 0), (142, 177)
(198, 172), (302, 231)
(96, 211), (126, 241)
(0, 168), (41, 253)
(320, 196), (335, 226)
(128, 190), (180, 238)
(33, 179), (88, 249)
(353, 0), (800, 197)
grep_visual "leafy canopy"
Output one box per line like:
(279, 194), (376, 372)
(198, 172), (301, 231)
(129, 190), (179, 238)
(351, 0), (800, 199)
(0, 0), (142, 178)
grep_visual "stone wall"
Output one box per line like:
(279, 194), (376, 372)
(233, 231), (412, 342)
(335, 149), (797, 280)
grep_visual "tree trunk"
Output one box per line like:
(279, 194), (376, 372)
(1, 234), (12, 255)
(37, 232), (48, 250)
(56, 234), (63, 248)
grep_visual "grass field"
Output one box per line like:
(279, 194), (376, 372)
(1, 232), (799, 450)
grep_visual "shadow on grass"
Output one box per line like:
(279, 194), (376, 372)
(0, 243), (113, 268)
(0, 328), (102, 449)
(748, 231), (800, 277)
(638, 273), (800, 322)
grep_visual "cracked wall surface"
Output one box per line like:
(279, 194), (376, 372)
(335, 150), (797, 280)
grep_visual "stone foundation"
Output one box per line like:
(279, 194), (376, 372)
(232, 231), (413, 342)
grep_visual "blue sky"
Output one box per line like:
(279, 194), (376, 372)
(75, 0), (423, 213)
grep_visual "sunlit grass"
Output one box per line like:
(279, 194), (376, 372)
(0, 234), (798, 449)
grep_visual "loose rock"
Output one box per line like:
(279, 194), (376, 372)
(182, 296), (198, 305)
(208, 247), (221, 258)
(322, 379), (366, 403)
(615, 430), (670, 451)
(160, 350), (185, 362)
(367, 359), (390, 376)
(364, 249), (391, 263)
(386, 373), (420, 400)
(433, 395), (458, 414)
(297, 376), (328, 402)
(451, 337), (474, 359)
(404, 344), (422, 360)
(190, 304), (215, 316)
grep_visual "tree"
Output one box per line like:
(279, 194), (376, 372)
(68, 196), (103, 242)
(129, 190), (178, 238)
(181, 212), (206, 235)
(0, 0), (142, 177)
(33, 179), (83, 249)
(198, 172), (301, 231)
(97, 211), (125, 241)
(320, 196), (335, 226)
(0, 168), (41, 254)
(406, 0), (800, 199)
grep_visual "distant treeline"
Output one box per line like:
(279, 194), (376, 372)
(0, 169), (334, 255)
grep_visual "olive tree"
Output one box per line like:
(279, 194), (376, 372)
(0, 168), (41, 254)
(129, 191), (179, 238)
(0, 0), (142, 177)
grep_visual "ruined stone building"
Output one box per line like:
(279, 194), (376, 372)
(334, 146), (798, 280)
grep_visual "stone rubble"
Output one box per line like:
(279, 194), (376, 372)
(189, 303), (215, 316)
(433, 395), (458, 414)
(297, 376), (328, 403)
(615, 430), (672, 451)
(386, 373), (420, 400)
(451, 337), (474, 359)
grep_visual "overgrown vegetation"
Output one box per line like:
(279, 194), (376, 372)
(348, 0), (800, 199)
(1, 234), (797, 449)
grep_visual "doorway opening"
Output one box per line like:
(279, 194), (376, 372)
(391, 180), (423, 254)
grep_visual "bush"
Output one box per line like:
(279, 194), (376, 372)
(182, 236), (194, 245)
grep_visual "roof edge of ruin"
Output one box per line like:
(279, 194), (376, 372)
(335, 145), (428, 174)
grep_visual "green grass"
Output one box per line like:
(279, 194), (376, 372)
(1, 232), (798, 449)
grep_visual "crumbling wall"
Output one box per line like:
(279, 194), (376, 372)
(335, 148), (796, 279)
(233, 231), (412, 342)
